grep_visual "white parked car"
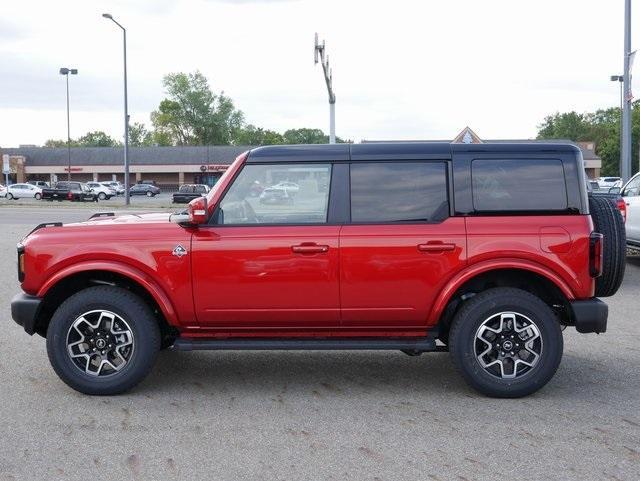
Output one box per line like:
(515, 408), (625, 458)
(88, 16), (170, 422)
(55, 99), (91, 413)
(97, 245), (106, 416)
(0, 184), (6, 198)
(617, 173), (640, 246)
(272, 181), (300, 195)
(101, 181), (125, 195)
(87, 182), (116, 200)
(27, 180), (50, 188)
(598, 177), (621, 190)
(5, 183), (43, 200)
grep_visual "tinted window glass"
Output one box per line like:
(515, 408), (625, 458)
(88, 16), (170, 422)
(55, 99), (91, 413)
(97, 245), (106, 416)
(472, 159), (567, 211)
(350, 162), (448, 223)
(219, 163), (331, 224)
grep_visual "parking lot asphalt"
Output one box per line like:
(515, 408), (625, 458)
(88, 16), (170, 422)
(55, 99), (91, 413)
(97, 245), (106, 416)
(0, 206), (639, 481)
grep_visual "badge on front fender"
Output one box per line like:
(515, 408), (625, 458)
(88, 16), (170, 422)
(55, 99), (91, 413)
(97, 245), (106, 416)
(172, 244), (188, 258)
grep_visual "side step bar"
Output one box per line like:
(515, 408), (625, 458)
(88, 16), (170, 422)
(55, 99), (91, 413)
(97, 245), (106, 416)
(171, 337), (440, 352)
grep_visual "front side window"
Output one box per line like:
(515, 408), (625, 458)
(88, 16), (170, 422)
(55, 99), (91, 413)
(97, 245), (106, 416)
(472, 158), (568, 211)
(350, 162), (449, 223)
(218, 163), (332, 225)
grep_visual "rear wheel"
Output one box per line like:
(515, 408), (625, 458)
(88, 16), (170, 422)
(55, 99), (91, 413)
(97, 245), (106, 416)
(589, 195), (625, 297)
(6, 193), (13, 200)
(98, 192), (107, 200)
(46, 286), (160, 395)
(146, 191), (153, 197)
(34, 193), (42, 200)
(449, 287), (563, 398)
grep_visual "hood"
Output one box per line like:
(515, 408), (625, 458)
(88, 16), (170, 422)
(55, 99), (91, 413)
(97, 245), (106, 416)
(67, 212), (173, 227)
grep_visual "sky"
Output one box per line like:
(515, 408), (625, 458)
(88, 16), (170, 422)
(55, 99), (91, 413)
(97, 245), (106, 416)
(0, 0), (638, 147)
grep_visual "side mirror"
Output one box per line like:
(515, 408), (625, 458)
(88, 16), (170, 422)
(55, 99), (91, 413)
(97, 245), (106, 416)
(609, 187), (621, 195)
(188, 196), (209, 225)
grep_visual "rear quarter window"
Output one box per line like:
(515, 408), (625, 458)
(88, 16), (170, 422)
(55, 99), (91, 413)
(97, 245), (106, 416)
(471, 158), (568, 212)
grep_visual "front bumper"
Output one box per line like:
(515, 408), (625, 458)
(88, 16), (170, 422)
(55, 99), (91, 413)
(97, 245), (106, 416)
(570, 298), (608, 333)
(11, 293), (42, 335)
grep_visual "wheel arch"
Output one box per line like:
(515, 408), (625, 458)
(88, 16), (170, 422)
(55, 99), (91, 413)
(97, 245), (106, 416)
(34, 263), (178, 340)
(432, 262), (574, 342)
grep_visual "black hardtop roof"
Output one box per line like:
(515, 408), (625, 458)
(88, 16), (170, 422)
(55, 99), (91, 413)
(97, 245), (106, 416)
(247, 142), (581, 162)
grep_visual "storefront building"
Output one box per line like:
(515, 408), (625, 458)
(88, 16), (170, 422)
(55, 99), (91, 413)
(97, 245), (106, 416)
(1, 132), (603, 189)
(0, 145), (250, 190)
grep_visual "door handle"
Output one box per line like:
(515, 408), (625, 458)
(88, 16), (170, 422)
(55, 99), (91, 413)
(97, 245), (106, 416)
(291, 244), (329, 254)
(417, 242), (456, 252)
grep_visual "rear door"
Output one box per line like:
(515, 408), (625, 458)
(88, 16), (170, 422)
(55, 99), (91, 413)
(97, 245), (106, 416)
(191, 161), (341, 328)
(339, 160), (466, 328)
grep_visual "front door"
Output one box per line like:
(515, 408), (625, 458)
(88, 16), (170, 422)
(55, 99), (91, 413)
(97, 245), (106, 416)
(339, 161), (466, 328)
(191, 162), (340, 329)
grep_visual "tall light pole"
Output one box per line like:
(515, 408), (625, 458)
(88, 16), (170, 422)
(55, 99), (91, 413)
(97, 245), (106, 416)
(621, 0), (633, 182)
(314, 33), (336, 144)
(59, 68), (78, 181)
(611, 74), (624, 176)
(102, 13), (130, 205)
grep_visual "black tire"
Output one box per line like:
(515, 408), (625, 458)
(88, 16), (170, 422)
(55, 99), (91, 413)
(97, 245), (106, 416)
(6, 193), (13, 200)
(449, 287), (563, 398)
(146, 191), (153, 197)
(46, 286), (160, 395)
(34, 193), (42, 200)
(98, 192), (106, 200)
(589, 195), (626, 297)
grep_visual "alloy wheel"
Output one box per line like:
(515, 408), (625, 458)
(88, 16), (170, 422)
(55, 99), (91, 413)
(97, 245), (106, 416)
(66, 310), (134, 377)
(474, 311), (543, 379)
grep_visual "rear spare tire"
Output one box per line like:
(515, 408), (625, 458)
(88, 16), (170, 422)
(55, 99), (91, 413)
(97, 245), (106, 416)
(589, 195), (625, 297)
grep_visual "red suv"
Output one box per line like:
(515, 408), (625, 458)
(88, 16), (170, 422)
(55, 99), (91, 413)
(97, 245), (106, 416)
(11, 143), (625, 397)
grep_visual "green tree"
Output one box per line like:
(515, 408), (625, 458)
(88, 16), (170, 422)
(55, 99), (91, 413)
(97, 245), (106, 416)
(283, 128), (325, 144)
(537, 108), (630, 176)
(151, 71), (244, 145)
(77, 130), (119, 147)
(234, 124), (284, 145)
(44, 138), (77, 148)
(129, 122), (153, 146)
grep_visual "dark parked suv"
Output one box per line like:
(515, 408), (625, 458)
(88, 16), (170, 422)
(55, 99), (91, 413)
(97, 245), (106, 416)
(11, 143), (625, 397)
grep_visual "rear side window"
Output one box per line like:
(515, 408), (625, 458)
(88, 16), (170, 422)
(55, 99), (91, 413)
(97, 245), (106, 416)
(472, 159), (568, 212)
(350, 162), (449, 223)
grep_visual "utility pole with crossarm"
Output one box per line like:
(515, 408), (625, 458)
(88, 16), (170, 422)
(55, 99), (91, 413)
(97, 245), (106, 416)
(314, 33), (336, 144)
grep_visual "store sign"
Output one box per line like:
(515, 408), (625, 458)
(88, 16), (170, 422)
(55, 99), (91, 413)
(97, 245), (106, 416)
(206, 164), (228, 172)
(64, 167), (83, 172)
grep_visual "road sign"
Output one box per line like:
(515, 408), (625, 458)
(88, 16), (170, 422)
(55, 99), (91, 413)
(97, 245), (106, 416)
(2, 154), (9, 175)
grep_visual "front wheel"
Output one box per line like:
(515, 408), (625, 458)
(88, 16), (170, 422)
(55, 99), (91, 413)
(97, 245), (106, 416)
(146, 191), (153, 197)
(6, 193), (13, 200)
(98, 192), (107, 200)
(46, 286), (160, 395)
(449, 287), (563, 398)
(34, 193), (42, 200)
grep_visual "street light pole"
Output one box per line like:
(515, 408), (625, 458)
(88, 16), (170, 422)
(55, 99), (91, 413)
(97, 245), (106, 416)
(103, 13), (130, 205)
(621, 0), (633, 182)
(59, 68), (78, 181)
(611, 75), (624, 176)
(314, 33), (336, 144)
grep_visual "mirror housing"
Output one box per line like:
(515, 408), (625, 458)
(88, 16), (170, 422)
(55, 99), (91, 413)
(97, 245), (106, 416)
(188, 196), (209, 225)
(609, 187), (621, 195)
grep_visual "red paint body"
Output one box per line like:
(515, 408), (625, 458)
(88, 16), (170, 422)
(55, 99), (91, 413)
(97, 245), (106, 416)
(18, 154), (596, 339)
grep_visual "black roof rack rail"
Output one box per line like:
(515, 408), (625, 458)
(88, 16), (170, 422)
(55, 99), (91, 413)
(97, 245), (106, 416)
(89, 212), (115, 220)
(24, 222), (63, 238)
